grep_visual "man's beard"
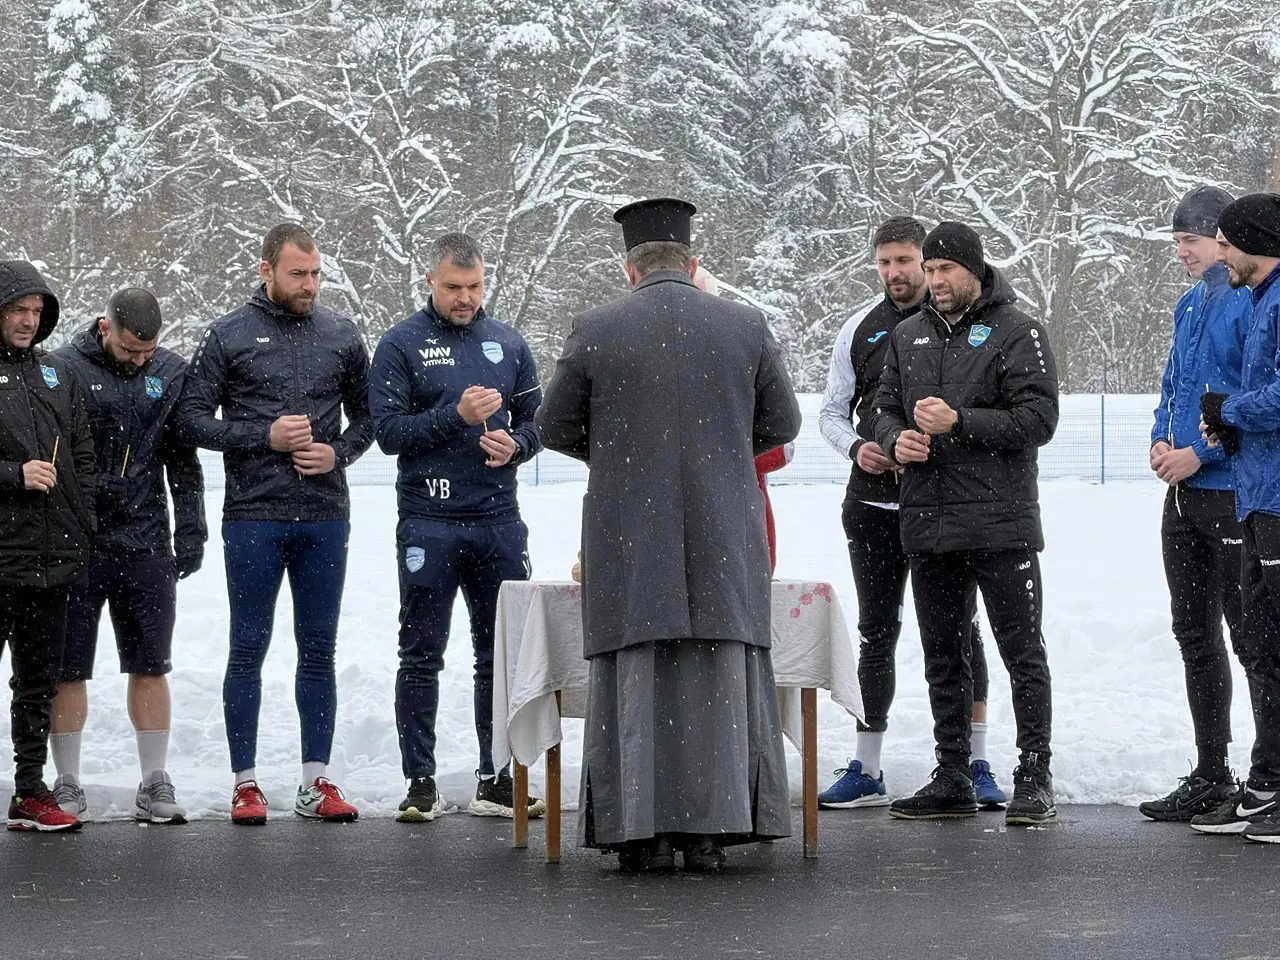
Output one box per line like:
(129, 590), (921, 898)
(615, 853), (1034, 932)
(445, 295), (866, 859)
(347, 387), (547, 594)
(883, 277), (922, 307)
(935, 286), (977, 318)
(280, 291), (315, 315)
(1228, 255), (1259, 290)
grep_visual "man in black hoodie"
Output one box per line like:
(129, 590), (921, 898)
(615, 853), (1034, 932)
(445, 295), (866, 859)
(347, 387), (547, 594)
(49, 288), (206, 824)
(0, 260), (95, 832)
(872, 222), (1059, 825)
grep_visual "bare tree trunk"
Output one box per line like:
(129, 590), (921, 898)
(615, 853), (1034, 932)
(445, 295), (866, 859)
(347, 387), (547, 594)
(1270, 134), (1280, 192)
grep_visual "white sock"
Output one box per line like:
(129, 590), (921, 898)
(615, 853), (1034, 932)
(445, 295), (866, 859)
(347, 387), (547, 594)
(50, 732), (82, 783)
(235, 768), (257, 788)
(302, 761), (326, 786)
(136, 730), (169, 785)
(971, 722), (988, 763)
(854, 730), (884, 779)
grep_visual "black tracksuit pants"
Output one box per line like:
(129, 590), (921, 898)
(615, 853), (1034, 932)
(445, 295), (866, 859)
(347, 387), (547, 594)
(0, 585), (69, 794)
(909, 549), (1052, 770)
(843, 500), (989, 734)
(1160, 486), (1244, 751)
(1238, 513), (1280, 792)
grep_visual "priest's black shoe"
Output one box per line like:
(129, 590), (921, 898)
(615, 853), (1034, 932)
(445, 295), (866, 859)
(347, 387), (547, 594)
(889, 765), (978, 819)
(683, 836), (726, 873)
(617, 836), (676, 873)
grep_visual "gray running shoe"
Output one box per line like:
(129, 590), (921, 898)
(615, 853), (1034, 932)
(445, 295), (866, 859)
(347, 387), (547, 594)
(52, 775), (88, 816)
(135, 773), (187, 824)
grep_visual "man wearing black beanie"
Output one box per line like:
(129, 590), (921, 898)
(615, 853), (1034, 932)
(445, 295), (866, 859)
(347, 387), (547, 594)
(871, 220), (1060, 826)
(1191, 193), (1280, 843)
(1142, 185), (1252, 824)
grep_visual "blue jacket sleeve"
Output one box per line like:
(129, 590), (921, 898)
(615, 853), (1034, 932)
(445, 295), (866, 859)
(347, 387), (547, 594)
(175, 329), (272, 452)
(332, 336), (374, 468)
(1223, 304), (1280, 433)
(370, 334), (468, 456)
(1152, 341), (1175, 448)
(508, 342), (542, 462)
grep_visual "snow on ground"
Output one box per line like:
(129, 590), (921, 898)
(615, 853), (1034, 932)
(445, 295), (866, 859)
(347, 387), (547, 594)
(0, 476), (1240, 820)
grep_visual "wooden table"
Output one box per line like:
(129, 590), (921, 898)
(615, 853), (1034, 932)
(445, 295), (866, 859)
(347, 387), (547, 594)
(493, 581), (862, 862)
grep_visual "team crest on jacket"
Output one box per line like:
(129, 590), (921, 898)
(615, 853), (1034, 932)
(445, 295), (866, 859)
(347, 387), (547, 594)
(40, 365), (59, 388)
(967, 324), (992, 347)
(481, 341), (504, 364)
(404, 546), (426, 573)
(145, 375), (164, 399)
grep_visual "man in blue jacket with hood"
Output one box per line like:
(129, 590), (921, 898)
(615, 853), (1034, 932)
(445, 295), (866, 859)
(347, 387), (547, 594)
(1195, 193), (1280, 842)
(369, 232), (544, 823)
(1143, 185), (1253, 822)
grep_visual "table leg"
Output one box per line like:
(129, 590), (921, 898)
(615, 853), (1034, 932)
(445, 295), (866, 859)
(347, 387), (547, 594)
(802, 687), (818, 858)
(513, 759), (529, 849)
(546, 691), (563, 863)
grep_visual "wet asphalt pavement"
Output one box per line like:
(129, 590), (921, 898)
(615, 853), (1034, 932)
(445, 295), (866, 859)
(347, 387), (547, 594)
(4, 805), (1276, 960)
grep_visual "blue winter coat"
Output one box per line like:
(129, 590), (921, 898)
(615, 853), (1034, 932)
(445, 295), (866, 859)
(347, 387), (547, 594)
(1151, 263), (1253, 491)
(369, 301), (541, 523)
(1222, 264), (1280, 520)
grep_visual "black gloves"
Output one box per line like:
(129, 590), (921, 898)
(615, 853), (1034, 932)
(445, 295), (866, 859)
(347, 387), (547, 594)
(1199, 392), (1240, 456)
(176, 548), (204, 580)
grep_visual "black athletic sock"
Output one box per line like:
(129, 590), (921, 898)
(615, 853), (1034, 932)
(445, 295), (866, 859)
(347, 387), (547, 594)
(1194, 745), (1229, 783)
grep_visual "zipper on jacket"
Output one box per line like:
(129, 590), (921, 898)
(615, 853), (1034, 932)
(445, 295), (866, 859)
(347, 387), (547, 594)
(20, 356), (50, 588)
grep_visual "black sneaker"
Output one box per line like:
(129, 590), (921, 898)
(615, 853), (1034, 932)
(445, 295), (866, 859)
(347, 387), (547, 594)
(618, 836), (676, 873)
(1244, 813), (1280, 844)
(467, 769), (547, 819)
(396, 776), (443, 823)
(888, 765), (977, 820)
(1139, 773), (1235, 823)
(1190, 784), (1278, 835)
(1006, 760), (1056, 825)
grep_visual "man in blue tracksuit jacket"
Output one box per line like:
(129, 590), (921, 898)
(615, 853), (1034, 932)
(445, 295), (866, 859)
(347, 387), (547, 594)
(1194, 192), (1280, 842)
(369, 233), (544, 823)
(1142, 186), (1253, 822)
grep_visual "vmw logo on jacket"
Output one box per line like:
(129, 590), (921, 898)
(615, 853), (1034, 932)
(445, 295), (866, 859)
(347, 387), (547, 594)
(420, 345), (455, 367)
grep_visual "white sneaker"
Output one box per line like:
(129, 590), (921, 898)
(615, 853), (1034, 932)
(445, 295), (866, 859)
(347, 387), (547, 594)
(135, 773), (187, 824)
(52, 776), (88, 816)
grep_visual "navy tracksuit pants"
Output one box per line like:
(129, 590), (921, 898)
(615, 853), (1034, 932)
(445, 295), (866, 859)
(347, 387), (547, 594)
(395, 517), (530, 780)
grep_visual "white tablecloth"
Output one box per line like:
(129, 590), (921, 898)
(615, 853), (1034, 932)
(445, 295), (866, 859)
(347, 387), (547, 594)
(492, 580), (864, 769)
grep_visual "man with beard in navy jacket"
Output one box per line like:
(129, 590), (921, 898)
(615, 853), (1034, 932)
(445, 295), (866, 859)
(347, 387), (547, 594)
(176, 223), (373, 826)
(50, 288), (207, 825)
(370, 233), (544, 823)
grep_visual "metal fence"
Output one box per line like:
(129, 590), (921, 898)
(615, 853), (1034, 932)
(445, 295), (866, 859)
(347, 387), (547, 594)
(196, 394), (1160, 490)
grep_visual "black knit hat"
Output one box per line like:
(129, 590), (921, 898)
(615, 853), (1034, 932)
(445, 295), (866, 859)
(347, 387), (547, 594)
(921, 221), (984, 279)
(1219, 193), (1280, 259)
(1173, 186), (1236, 238)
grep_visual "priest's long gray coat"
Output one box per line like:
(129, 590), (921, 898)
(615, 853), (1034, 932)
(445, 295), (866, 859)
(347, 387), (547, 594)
(535, 269), (802, 659)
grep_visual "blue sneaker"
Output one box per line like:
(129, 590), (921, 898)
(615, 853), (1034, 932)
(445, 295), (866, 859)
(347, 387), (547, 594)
(972, 759), (1007, 808)
(817, 759), (891, 808)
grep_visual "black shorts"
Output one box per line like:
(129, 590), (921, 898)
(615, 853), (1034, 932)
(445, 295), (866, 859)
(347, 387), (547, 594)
(61, 555), (177, 681)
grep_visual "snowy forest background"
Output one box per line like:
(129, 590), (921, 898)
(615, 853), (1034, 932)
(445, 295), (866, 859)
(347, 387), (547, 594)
(1, 0), (1278, 391)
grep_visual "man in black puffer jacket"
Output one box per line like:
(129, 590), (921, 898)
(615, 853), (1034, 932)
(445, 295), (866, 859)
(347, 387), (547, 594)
(872, 221), (1059, 826)
(0, 260), (95, 832)
(49, 288), (207, 824)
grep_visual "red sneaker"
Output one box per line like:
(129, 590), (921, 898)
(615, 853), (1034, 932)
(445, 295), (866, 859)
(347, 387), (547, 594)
(8, 788), (83, 832)
(295, 777), (359, 822)
(231, 780), (269, 825)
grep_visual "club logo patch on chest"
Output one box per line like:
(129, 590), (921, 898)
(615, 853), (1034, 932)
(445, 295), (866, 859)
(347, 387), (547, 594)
(40, 365), (59, 388)
(145, 375), (164, 399)
(481, 341), (504, 364)
(967, 324), (992, 347)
